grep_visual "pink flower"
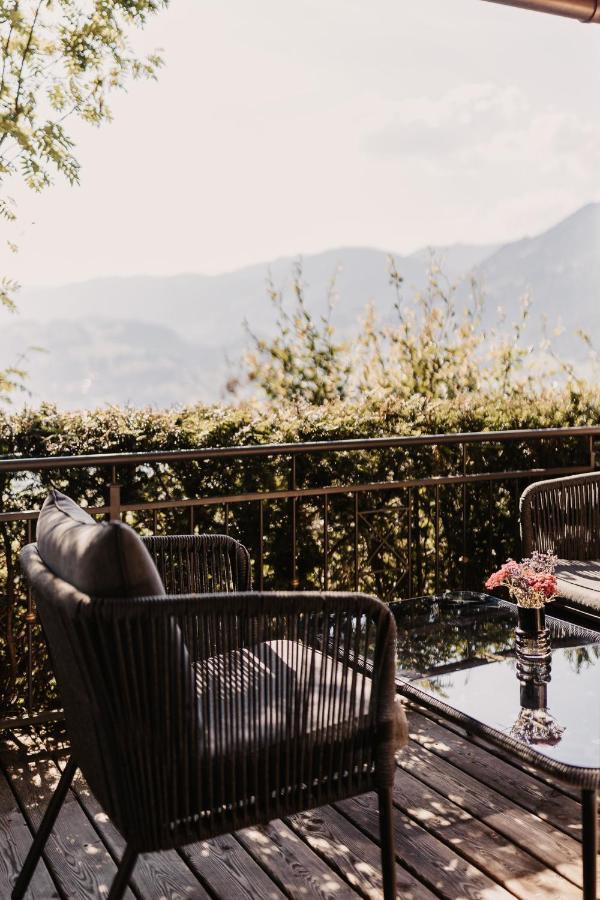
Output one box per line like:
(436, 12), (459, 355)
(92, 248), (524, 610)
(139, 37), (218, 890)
(485, 561), (517, 590)
(485, 552), (557, 605)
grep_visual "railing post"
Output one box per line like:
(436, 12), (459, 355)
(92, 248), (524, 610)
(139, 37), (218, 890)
(109, 469), (122, 522)
(290, 456), (298, 588)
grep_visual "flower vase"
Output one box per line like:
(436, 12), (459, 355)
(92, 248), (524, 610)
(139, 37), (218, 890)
(515, 605), (551, 662)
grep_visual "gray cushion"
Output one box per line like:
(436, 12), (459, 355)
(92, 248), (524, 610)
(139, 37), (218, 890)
(36, 489), (164, 597)
(195, 639), (408, 752)
(555, 559), (600, 612)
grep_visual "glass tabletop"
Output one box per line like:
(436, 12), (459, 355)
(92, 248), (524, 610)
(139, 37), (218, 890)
(390, 591), (600, 773)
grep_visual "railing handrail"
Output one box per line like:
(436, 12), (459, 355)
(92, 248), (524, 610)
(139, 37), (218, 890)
(1, 425), (599, 473)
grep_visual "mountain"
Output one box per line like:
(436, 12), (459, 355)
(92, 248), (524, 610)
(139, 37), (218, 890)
(476, 203), (600, 344)
(0, 319), (227, 409)
(16, 242), (498, 340)
(6, 203), (599, 408)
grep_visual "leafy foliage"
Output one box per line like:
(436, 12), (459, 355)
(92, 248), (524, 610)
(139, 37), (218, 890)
(0, 0), (167, 400)
(237, 261), (352, 405)
(237, 256), (596, 406)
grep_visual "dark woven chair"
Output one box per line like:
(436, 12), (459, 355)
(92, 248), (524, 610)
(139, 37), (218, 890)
(142, 533), (252, 594)
(14, 534), (404, 900)
(521, 471), (600, 618)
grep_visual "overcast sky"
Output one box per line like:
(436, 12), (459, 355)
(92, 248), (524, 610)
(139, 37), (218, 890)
(8, 0), (600, 285)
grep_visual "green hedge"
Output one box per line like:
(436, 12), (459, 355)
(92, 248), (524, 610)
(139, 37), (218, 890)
(1, 389), (599, 717)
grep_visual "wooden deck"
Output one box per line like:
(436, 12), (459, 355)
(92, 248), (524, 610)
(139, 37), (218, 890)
(0, 706), (597, 899)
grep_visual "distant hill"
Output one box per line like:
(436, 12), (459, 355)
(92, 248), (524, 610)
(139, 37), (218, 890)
(5, 203), (598, 408)
(476, 203), (600, 341)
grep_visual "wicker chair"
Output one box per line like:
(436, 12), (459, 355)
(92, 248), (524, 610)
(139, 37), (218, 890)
(142, 532), (252, 594)
(520, 471), (600, 617)
(14, 533), (403, 900)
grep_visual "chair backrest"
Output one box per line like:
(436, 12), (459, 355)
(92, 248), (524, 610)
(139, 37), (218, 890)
(20, 543), (198, 847)
(143, 534), (251, 593)
(520, 472), (600, 559)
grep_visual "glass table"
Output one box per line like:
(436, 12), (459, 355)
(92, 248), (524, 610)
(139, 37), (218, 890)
(390, 591), (600, 899)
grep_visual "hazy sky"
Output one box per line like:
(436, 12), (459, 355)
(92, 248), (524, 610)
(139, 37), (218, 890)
(8, 0), (600, 285)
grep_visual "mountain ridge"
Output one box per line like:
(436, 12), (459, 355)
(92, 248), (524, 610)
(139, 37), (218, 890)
(6, 202), (599, 409)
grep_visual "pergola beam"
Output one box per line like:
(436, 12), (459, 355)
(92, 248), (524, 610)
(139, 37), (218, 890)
(484, 0), (600, 21)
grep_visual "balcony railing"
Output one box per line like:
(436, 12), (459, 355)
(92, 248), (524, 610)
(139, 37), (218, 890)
(1, 425), (599, 727)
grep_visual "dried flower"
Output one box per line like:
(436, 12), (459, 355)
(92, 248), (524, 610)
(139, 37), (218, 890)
(485, 552), (558, 608)
(510, 708), (565, 746)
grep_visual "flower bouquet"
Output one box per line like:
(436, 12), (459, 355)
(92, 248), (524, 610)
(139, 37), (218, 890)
(485, 551), (558, 660)
(485, 551), (558, 608)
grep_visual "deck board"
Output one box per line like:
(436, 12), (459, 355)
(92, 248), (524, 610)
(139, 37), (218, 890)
(398, 732), (587, 890)
(0, 708), (596, 899)
(408, 710), (584, 838)
(67, 762), (210, 899)
(179, 833), (287, 900)
(392, 763), (580, 899)
(0, 773), (58, 899)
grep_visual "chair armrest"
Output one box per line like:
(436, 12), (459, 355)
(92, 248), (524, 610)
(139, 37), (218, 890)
(142, 533), (251, 593)
(84, 590), (398, 731)
(520, 471), (600, 559)
(71, 590), (400, 838)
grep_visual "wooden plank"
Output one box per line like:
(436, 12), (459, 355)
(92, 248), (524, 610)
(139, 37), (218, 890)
(237, 818), (361, 899)
(0, 770), (58, 898)
(398, 738), (588, 890)
(1, 753), (136, 900)
(408, 709), (583, 835)
(336, 792), (514, 900)
(288, 805), (437, 900)
(409, 705), (582, 802)
(393, 761), (581, 899)
(180, 832), (286, 900)
(67, 764), (210, 900)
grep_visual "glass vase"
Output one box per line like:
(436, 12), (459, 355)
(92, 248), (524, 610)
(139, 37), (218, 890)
(515, 605), (551, 662)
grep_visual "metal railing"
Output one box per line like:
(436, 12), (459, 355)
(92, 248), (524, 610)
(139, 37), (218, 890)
(1, 424), (599, 728)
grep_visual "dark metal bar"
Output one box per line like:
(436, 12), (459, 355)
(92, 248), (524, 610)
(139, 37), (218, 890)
(434, 485), (440, 595)
(581, 789), (597, 900)
(323, 495), (329, 591)
(109, 482), (121, 522)
(487, 481), (493, 574)
(354, 492), (359, 591)
(291, 457), (298, 589)
(258, 500), (264, 591)
(107, 845), (138, 900)
(26, 520), (33, 711)
(11, 757), (78, 900)
(514, 478), (521, 552)
(1, 426), (599, 473)
(462, 445), (468, 591)
(415, 489), (423, 597)
(407, 488), (413, 598)
(189, 506), (194, 534)
(0, 708), (64, 731)
(378, 787), (396, 899)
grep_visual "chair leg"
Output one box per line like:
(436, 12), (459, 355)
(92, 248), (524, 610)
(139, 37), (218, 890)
(12, 756), (77, 900)
(378, 786), (396, 900)
(107, 844), (138, 900)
